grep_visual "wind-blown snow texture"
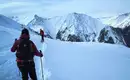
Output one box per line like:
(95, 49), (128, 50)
(44, 39), (130, 80)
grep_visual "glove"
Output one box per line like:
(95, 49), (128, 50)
(39, 50), (43, 57)
(15, 38), (17, 41)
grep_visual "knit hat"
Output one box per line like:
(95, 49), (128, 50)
(21, 28), (29, 35)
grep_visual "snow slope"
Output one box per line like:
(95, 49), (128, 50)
(0, 26), (20, 47)
(0, 26), (130, 80)
(100, 13), (130, 28)
(0, 14), (22, 48)
(0, 14), (22, 30)
(0, 13), (130, 80)
(0, 26), (45, 80)
(0, 17), (44, 80)
(0, 25), (20, 80)
(44, 39), (130, 80)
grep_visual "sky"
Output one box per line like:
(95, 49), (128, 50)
(0, 0), (130, 18)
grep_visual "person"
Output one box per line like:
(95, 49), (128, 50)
(40, 29), (44, 42)
(11, 28), (43, 80)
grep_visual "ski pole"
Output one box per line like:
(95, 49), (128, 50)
(40, 50), (44, 80)
(19, 70), (20, 77)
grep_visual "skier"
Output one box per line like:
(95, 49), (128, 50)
(11, 28), (43, 80)
(40, 29), (44, 42)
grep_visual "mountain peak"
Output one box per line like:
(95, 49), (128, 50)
(119, 12), (130, 17)
(34, 14), (48, 21)
(34, 14), (39, 19)
(0, 14), (21, 30)
(68, 12), (86, 17)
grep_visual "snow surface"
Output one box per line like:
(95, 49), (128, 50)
(0, 26), (130, 80)
(44, 39), (130, 80)
(0, 13), (130, 80)
(0, 26), (46, 80)
(0, 14), (22, 30)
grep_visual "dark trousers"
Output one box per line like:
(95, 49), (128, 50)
(17, 61), (37, 80)
(41, 35), (44, 42)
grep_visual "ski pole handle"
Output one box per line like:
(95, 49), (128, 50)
(15, 38), (17, 41)
(40, 50), (42, 53)
(39, 50), (43, 57)
(40, 57), (44, 80)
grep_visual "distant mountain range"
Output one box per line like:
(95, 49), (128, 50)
(27, 12), (126, 45)
(99, 12), (130, 47)
(1, 12), (130, 47)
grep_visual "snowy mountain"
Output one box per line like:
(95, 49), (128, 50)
(27, 15), (53, 39)
(27, 13), (126, 45)
(0, 17), (21, 80)
(0, 14), (22, 47)
(0, 14), (22, 30)
(98, 26), (125, 45)
(99, 12), (130, 47)
(100, 12), (130, 28)
(27, 13), (106, 42)
(9, 16), (19, 22)
(0, 25), (20, 47)
(0, 12), (130, 80)
(55, 12), (105, 42)
(121, 25), (130, 47)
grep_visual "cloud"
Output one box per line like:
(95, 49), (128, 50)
(43, 0), (130, 17)
(0, 0), (130, 18)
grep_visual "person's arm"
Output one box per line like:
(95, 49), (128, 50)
(11, 39), (19, 52)
(32, 42), (43, 57)
(43, 31), (44, 37)
(40, 31), (42, 35)
(42, 31), (44, 42)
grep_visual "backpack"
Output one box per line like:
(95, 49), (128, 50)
(40, 30), (44, 35)
(16, 39), (34, 60)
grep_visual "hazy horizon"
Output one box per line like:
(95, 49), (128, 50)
(0, 0), (130, 19)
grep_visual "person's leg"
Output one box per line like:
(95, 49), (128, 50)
(41, 35), (44, 42)
(42, 35), (44, 41)
(28, 61), (37, 80)
(17, 62), (28, 80)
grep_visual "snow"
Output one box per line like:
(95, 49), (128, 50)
(0, 28), (43, 80)
(0, 12), (130, 80)
(0, 14), (22, 30)
(0, 24), (130, 80)
(100, 13), (130, 28)
(44, 39), (130, 80)
(27, 15), (54, 38)
(102, 26), (124, 45)
(27, 13), (105, 41)
(1, 28), (130, 80)
(0, 26), (21, 80)
(0, 26), (20, 46)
